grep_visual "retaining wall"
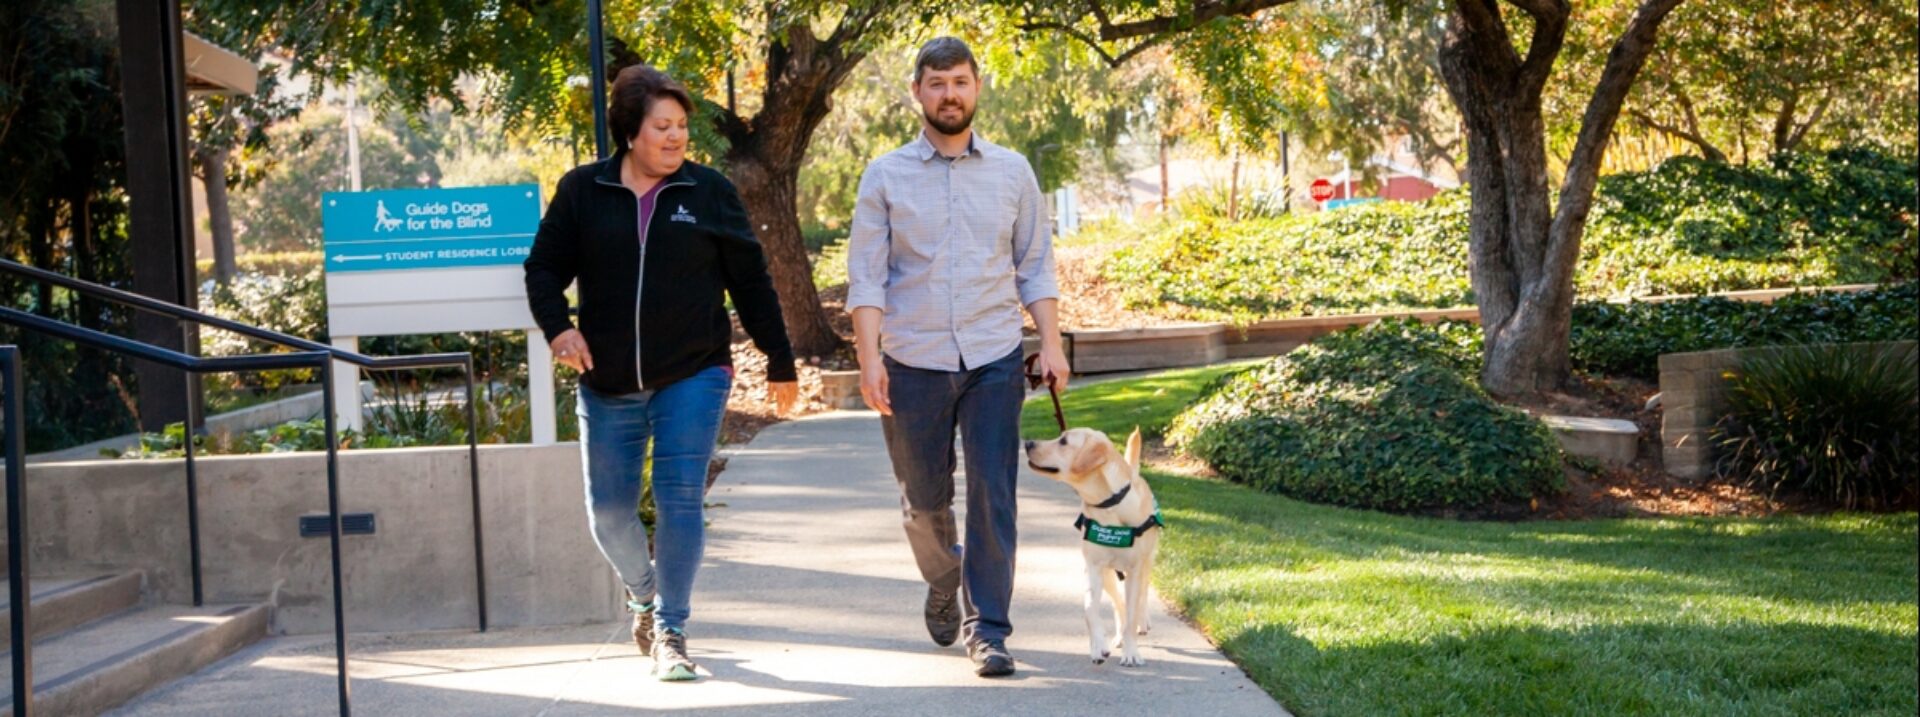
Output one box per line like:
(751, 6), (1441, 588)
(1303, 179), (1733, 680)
(2, 443), (621, 634)
(1658, 340), (1917, 479)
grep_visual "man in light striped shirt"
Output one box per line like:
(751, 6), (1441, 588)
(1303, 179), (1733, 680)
(846, 36), (1071, 679)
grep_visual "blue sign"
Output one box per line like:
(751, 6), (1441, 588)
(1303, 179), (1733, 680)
(1323, 198), (1382, 210)
(321, 184), (542, 272)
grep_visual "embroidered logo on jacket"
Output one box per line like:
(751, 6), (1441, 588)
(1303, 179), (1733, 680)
(670, 205), (697, 224)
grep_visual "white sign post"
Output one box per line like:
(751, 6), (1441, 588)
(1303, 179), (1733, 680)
(321, 184), (557, 444)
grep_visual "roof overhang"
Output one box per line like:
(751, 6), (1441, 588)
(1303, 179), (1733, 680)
(183, 31), (257, 96)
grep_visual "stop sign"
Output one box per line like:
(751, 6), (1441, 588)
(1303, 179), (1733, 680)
(1309, 178), (1336, 202)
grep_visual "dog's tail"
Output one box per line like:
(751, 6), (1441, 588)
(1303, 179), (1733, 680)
(1125, 427), (1143, 474)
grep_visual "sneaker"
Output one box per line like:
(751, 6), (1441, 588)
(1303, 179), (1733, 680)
(968, 638), (1015, 678)
(924, 587), (961, 647)
(627, 594), (656, 655)
(652, 626), (698, 682)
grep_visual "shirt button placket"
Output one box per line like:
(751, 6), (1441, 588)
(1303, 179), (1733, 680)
(945, 161), (960, 368)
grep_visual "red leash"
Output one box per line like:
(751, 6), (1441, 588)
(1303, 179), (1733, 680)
(1023, 353), (1067, 432)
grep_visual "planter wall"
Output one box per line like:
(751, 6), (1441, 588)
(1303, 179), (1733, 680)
(1657, 340), (1916, 479)
(816, 284), (1880, 411)
(1068, 324), (1226, 373)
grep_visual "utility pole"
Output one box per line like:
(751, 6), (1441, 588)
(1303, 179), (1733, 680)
(345, 77), (362, 192)
(588, 0), (610, 159)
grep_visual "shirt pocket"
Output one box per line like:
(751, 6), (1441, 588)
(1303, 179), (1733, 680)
(885, 174), (938, 261)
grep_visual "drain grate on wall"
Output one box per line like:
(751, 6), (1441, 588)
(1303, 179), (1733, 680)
(299, 513), (376, 538)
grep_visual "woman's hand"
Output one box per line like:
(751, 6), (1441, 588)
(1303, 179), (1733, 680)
(768, 380), (799, 417)
(550, 329), (595, 373)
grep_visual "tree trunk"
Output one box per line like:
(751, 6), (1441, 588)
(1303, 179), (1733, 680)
(1770, 92), (1799, 158)
(1158, 134), (1170, 211)
(68, 187), (101, 330)
(1780, 90), (1832, 156)
(700, 17), (896, 359)
(727, 152), (842, 357)
(1227, 150), (1241, 221)
(27, 198), (55, 314)
(1438, 0), (1682, 397)
(197, 145), (238, 285)
(1459, 104), (1567, 397)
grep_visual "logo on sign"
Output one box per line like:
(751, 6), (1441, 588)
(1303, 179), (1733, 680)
(373, 200), (403, 233)
(671, 205), (697, 224)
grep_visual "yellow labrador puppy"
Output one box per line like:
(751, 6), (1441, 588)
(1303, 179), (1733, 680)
(1024, 427), (1162, 667)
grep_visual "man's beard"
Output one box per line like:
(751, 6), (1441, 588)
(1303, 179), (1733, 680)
(924, 101), (975, 136)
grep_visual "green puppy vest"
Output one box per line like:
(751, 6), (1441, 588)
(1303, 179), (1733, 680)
(1075, 510), (1165, 548)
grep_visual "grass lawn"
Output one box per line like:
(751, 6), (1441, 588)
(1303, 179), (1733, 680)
(1022, 365), (1920, 716)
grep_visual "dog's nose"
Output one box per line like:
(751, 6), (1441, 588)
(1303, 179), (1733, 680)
(1023, 440), (1035, 452)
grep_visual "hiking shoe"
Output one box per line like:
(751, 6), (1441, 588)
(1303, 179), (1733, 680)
(924, 587), (961, 647)
(627, 594), (656, 655)
(968, 638), (1015, 678)
(652, 626), (698, 682)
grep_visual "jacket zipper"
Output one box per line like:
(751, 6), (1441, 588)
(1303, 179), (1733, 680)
(630, 179), (692, 391)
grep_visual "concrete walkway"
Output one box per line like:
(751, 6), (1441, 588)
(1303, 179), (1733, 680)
(112, 410), (1289, 716)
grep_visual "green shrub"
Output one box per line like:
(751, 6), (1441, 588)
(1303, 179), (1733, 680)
(1170, 319), (1561, 511)
(1570, 282), (1920, 379)
(1104, 147), (1917, 321)
(812, 238), (850, 291)
(1105, 194), (1472, 322)
(1711, 343), (1919, 508)
(1582, 148), (1918, 296)
(802, 225), (850, 253)
(199, 267), (330, 402)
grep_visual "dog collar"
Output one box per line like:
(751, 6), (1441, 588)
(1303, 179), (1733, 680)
(1089, 482), (1131, 510)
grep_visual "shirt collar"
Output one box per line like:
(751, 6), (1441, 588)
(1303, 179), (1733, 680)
(915, 130), (983, 162)
(593, 149), (698, 188)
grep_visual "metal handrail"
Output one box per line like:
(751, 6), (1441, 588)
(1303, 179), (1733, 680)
(1, 310), (350, 716)
(0, 258), (506, 717)
(0, 257), (488, 637)
(5, 346), (32, 716)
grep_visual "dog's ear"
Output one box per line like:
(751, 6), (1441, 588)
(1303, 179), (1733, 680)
(1125, 427), (1143, 474)
(1070, 437), (1115, 475)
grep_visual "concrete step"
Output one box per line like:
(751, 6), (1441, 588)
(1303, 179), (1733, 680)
(1540, 414), (1642, 466)
(1, 572), (144, 645)
(0, 602), (269, 717)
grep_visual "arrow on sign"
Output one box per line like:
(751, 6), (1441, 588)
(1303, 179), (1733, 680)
(331, 254), (383, 263)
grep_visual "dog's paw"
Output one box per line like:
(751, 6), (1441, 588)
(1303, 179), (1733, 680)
(1091, 656), (1105, 665)
(1117, 653), (1146, 668)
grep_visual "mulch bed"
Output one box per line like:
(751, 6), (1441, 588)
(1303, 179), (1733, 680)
(1468, 374), (1810, 520)
(716, 288), (857, 449)
(1140, 372), (1829, 521)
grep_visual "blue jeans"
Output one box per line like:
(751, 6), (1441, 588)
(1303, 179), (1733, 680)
(576, 365), (732, 632)
(880, 346), (1025, 644)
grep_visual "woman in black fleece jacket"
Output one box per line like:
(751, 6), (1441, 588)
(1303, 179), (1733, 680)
(523, 65), (796, 682)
